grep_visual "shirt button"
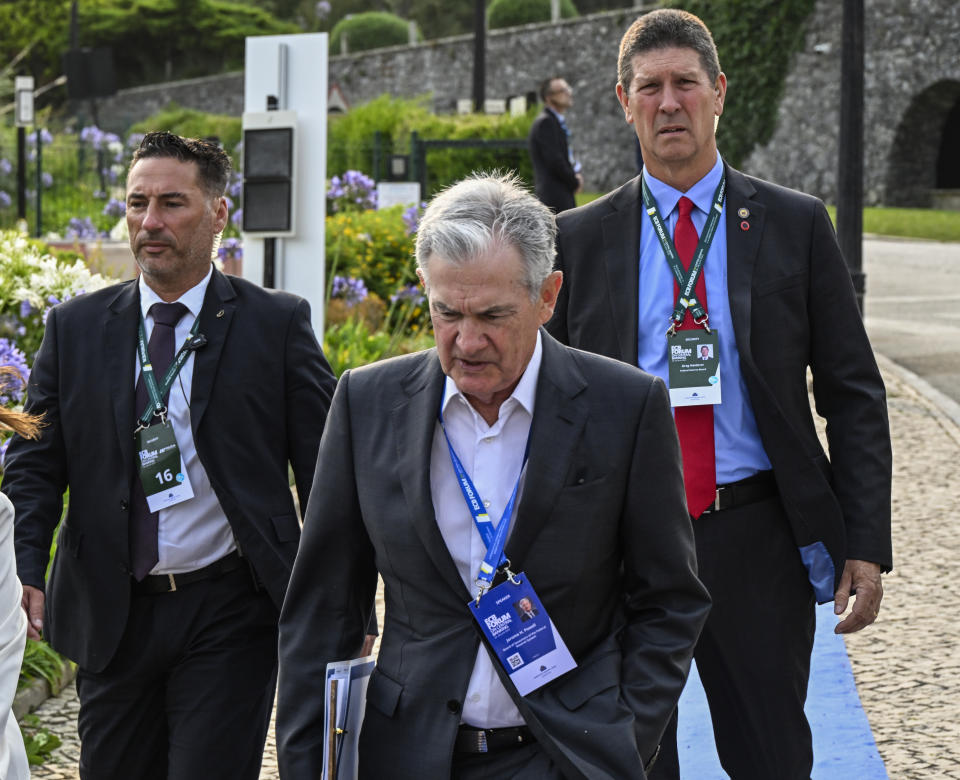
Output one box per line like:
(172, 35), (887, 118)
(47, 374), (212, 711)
(470, 693), (481, 703)
(483, 501), (491, 508)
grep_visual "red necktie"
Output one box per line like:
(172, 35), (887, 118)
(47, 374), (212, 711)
(672, 197), (716, 518)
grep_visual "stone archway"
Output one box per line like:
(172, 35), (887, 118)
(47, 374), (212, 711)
(886, 79), (960, 207)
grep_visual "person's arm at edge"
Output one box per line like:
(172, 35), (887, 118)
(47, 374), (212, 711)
(277, 370), (378, 777)
(618, 376), (711, 763)
(2, 306), (69, 640)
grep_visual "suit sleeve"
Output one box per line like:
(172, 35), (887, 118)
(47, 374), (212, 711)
(806, 203), (892, 568)
(276, 370), (379, 777)
(283, 297), (337, 518)
(619, 377), (711, 759)
(2, 306), (69, 591)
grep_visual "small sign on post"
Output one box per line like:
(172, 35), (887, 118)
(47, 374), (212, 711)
(14, 77), (34, 127)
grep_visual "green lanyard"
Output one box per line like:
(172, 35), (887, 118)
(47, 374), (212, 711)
(136, 314), (200, 429)
(640, 173), (726, 334)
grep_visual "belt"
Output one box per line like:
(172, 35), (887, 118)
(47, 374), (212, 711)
(133, 551), (243, 595)
(454, 725), (535, 754)
(699, 470), (778, 515)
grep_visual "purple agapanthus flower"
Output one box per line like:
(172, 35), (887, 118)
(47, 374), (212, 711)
(19, 300), (33, 319)
(0, 159), (11, 176)
(230, 209), (243, 228)
(41, 171), (53, 188)
(65, 216), (100, 240)
(0, 191), (10, 210)
(327, 170), (377, 212)
(217, 237), (243, 261)
(102, 198), (126, 218)
(0, 339), (29, 405)
(331, 275), (368, 306)
(390, 284), (425, 306)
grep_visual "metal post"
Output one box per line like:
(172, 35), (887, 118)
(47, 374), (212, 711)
(473, 0), (485, 113)
(34, 128), (42, 237)
(16, 127), (26, 223)
(837, 0), (865, 314)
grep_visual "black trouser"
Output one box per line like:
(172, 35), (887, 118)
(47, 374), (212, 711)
(76, 565), (279, 780)
(650, 496), (816, 780)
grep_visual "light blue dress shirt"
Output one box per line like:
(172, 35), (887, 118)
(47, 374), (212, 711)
(637, 154), (771, 484)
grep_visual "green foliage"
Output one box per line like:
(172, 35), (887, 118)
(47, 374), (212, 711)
(487, 0), (578, 30)
(129, 104), (243, 152)
(20, 714), (62, 766)
(824, 205), (960, 243)
(322, 316), (433, 377)
(330, 11), (416, 54)
(325, 206), (417, 303)
(77, 0), (299, 87)
(328, 95), (536, 196)
(667, 0), (818, 167)
(18, 639), (67, 692)
(0, 1), (70, 87)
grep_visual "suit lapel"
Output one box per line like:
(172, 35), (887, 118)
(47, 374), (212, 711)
(723, 165), (765, 369)
(601, 177), (642, 365)
(392, 352), (472, 601)
(507, 333), (588, 566)
(189, 268), (236, 436)
(104, 281), (140, 472)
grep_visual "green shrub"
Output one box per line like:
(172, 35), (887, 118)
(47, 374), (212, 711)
(129, 104), (243, 153)
(325, 206), (417, 303)
(487, 0), (578, 30)
(669, 0), (817, 167)
(330, 11), (417, 54)
(328, 95), (536, 196)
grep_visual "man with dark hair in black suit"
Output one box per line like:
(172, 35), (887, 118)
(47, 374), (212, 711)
(528, 77), (583, 213)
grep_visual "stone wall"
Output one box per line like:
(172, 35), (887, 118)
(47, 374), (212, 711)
(744, 0), (960, 207)
(94, 0), (960, 206)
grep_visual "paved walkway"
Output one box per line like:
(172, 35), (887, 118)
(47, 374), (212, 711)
(26, 354), (960, 779)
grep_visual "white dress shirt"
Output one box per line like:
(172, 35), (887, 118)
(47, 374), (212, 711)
(429, 332), (543, 728)
(137, 267), (235, 574)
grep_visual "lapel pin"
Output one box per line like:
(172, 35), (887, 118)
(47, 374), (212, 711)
(740, 220), (750, 231)
(216, 309), (224, 318)
(738, 207), (750, 219)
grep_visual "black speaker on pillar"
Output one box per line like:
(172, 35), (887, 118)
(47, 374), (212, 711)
(64, 48), (117, 100)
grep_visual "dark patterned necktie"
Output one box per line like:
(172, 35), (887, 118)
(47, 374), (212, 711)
(130, 302), (188, 580)
(672, 197), (716, 517)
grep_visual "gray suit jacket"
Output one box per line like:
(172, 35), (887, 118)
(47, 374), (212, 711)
(277, 332), (710, 779)
(547, 165), (893, 595)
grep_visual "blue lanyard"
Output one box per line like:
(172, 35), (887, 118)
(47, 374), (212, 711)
(438, 403), (530, 603)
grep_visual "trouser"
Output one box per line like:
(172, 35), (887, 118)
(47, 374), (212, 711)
(76, 564), (279, 780)
(650, 495), (816, 780)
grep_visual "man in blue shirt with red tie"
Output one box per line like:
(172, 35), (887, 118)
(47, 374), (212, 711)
(547, 9), (892, 779)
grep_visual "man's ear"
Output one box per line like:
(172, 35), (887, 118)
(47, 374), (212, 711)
(616, 83), (633, 125)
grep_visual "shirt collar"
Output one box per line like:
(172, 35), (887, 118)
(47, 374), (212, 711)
(642, 153), (724, 218)
(441, 330), (543, 424)
(546, 106), (566, 123)
(139, 264), (213, 320)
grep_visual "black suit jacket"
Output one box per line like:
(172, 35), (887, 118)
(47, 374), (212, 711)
(277, 332), (710, 779)
(547, 165), (893, 595)
(2, 268), (336, 672)
(528, 108), (578, 213)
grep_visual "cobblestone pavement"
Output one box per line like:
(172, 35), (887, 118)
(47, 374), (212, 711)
(26, 357), (960, 779)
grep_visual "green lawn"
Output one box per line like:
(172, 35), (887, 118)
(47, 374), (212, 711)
(575, 193), (960, 242)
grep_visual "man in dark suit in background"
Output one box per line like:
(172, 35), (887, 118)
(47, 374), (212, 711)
(528, 77), (583, 213)
(547, 10), (891, 779)
(277, 173), (710, 779)
(3, 132), (336, 779)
